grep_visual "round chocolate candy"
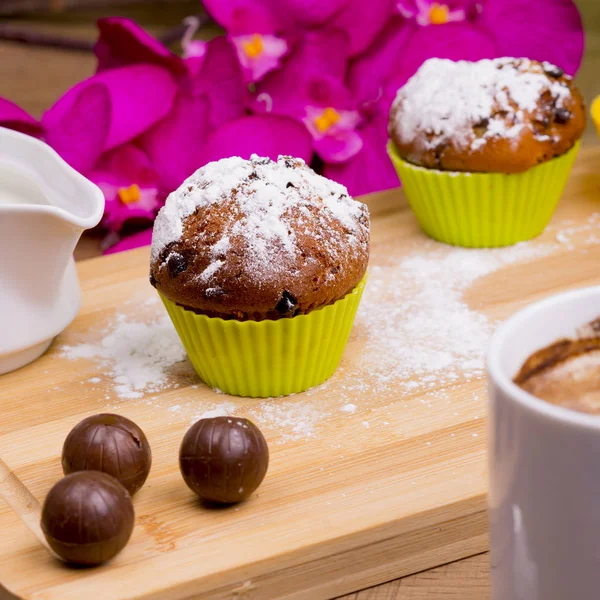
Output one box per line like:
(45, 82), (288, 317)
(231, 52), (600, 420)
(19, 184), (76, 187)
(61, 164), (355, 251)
(41, 471), (134, 566)
(179, 417), (269, 504)
(62, 414), (152, 495)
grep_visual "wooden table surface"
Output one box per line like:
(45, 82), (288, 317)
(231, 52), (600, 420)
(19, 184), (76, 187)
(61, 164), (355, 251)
(0, 2), (599, 598)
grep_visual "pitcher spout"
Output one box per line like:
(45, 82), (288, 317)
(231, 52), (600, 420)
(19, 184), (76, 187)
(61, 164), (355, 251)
(0, 127), (104, 229)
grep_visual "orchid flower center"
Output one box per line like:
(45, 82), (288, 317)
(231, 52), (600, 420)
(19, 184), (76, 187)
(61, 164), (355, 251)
(118, 183), (141, 205)
(429, 3), (450, 24)
(314, 107), (341, 133)
(397, 0), (467, 26)
(242, 35), (264, 59)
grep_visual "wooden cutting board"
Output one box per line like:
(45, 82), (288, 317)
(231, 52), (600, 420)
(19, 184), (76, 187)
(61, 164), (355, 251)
(1, 147), (599, 600)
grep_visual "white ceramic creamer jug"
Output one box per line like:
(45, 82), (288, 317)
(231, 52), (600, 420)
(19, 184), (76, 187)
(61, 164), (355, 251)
(0, 127), (104, 375)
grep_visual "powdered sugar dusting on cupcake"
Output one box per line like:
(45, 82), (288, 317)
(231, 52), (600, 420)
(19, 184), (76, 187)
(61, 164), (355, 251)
(151, 155), (368, 283)
(390, 57), (573, 153)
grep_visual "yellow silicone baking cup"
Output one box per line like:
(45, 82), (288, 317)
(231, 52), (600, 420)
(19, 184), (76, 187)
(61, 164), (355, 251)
(387, 140), (580, 248)
(159, 277), (366, 398)
(592, 96), (600, 139)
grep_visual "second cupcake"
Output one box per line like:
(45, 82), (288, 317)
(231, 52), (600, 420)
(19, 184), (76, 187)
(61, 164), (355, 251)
(150, 155), (370, 397)
(388, 58), (586, 248)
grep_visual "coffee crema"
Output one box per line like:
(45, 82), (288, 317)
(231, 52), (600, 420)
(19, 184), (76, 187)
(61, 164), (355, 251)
(515, 318), (600, 415)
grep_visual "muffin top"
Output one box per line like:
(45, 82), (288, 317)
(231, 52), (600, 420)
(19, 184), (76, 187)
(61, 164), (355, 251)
(389, 58), (586, 173)
(150, 155), (370, 320)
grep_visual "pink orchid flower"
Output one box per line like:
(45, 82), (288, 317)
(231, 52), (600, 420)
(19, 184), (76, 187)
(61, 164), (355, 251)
(90, 145), (161, 232)
(231, 34), (289, 83)
(201, 1), (289, 83)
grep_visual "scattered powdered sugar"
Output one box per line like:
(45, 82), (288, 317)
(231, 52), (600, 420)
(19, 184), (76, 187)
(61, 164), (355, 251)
(193, 401), (237, 420)
(340, 403), (357, 414)
(61, 312), (187, 399)
(248, 400), (328, 443)
(390, 57), (573, 153)
(184, 399), (326, 443)
(551, 213), (600, 250)
(352, 241), (554, 394)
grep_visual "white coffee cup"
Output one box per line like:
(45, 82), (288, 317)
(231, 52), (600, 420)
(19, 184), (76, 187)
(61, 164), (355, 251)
(487, 285), (600, 600)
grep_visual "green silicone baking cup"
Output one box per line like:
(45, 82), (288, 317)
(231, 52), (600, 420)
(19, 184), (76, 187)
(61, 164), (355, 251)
(159, 277), (366, 398)
(387, 140), (580, 248)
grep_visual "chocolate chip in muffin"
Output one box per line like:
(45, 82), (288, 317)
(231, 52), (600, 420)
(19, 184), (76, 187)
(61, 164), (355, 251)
(473, 117), (490, 138)
(167, 252), (188, 277)
(533, 114), (551, 136)
(251, 156), (272, 165)
(543, 64), (564, 78)
(554, 108), (572, 124)
(275, 291), (298, 315)
(286, 182), (295, 189)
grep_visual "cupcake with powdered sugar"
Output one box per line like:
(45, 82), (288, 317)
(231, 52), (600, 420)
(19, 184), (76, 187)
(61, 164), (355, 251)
(151, 154), (369, 397)
(387, 57), (585, 247)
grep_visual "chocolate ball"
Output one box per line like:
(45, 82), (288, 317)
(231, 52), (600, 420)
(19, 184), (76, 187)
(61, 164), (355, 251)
(62, 414), (152, 495)
(41, 471), (134, 566)
(179, 417), (269, 504)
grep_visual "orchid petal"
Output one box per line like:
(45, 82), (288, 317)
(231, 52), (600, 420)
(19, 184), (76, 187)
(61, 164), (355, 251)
(303, 105), (361, 138)
(313, 129), (364, 163)
(0, 97), (42, 137)
(397, 0), (473, 24)
(103, 228), (153, 255)
(44, 83), (110, 173)
(95, 17), (185, 75)
(479, 0), (584, 75)
(232, 34), (289, 82)
(91, 144), (158, 187)
(348, 17), (414, 105)
(43, 64), (177, 152)
(335, 0), (396, 56)
(305, 76), (356, 110)
(202, 0), (279, 34)
(188, 37), (246, 129)
(139, 93), (210, 192)
(324, 110), (399, 196)
(201, 114), (313, 164)
(276, 0), (347, 27)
